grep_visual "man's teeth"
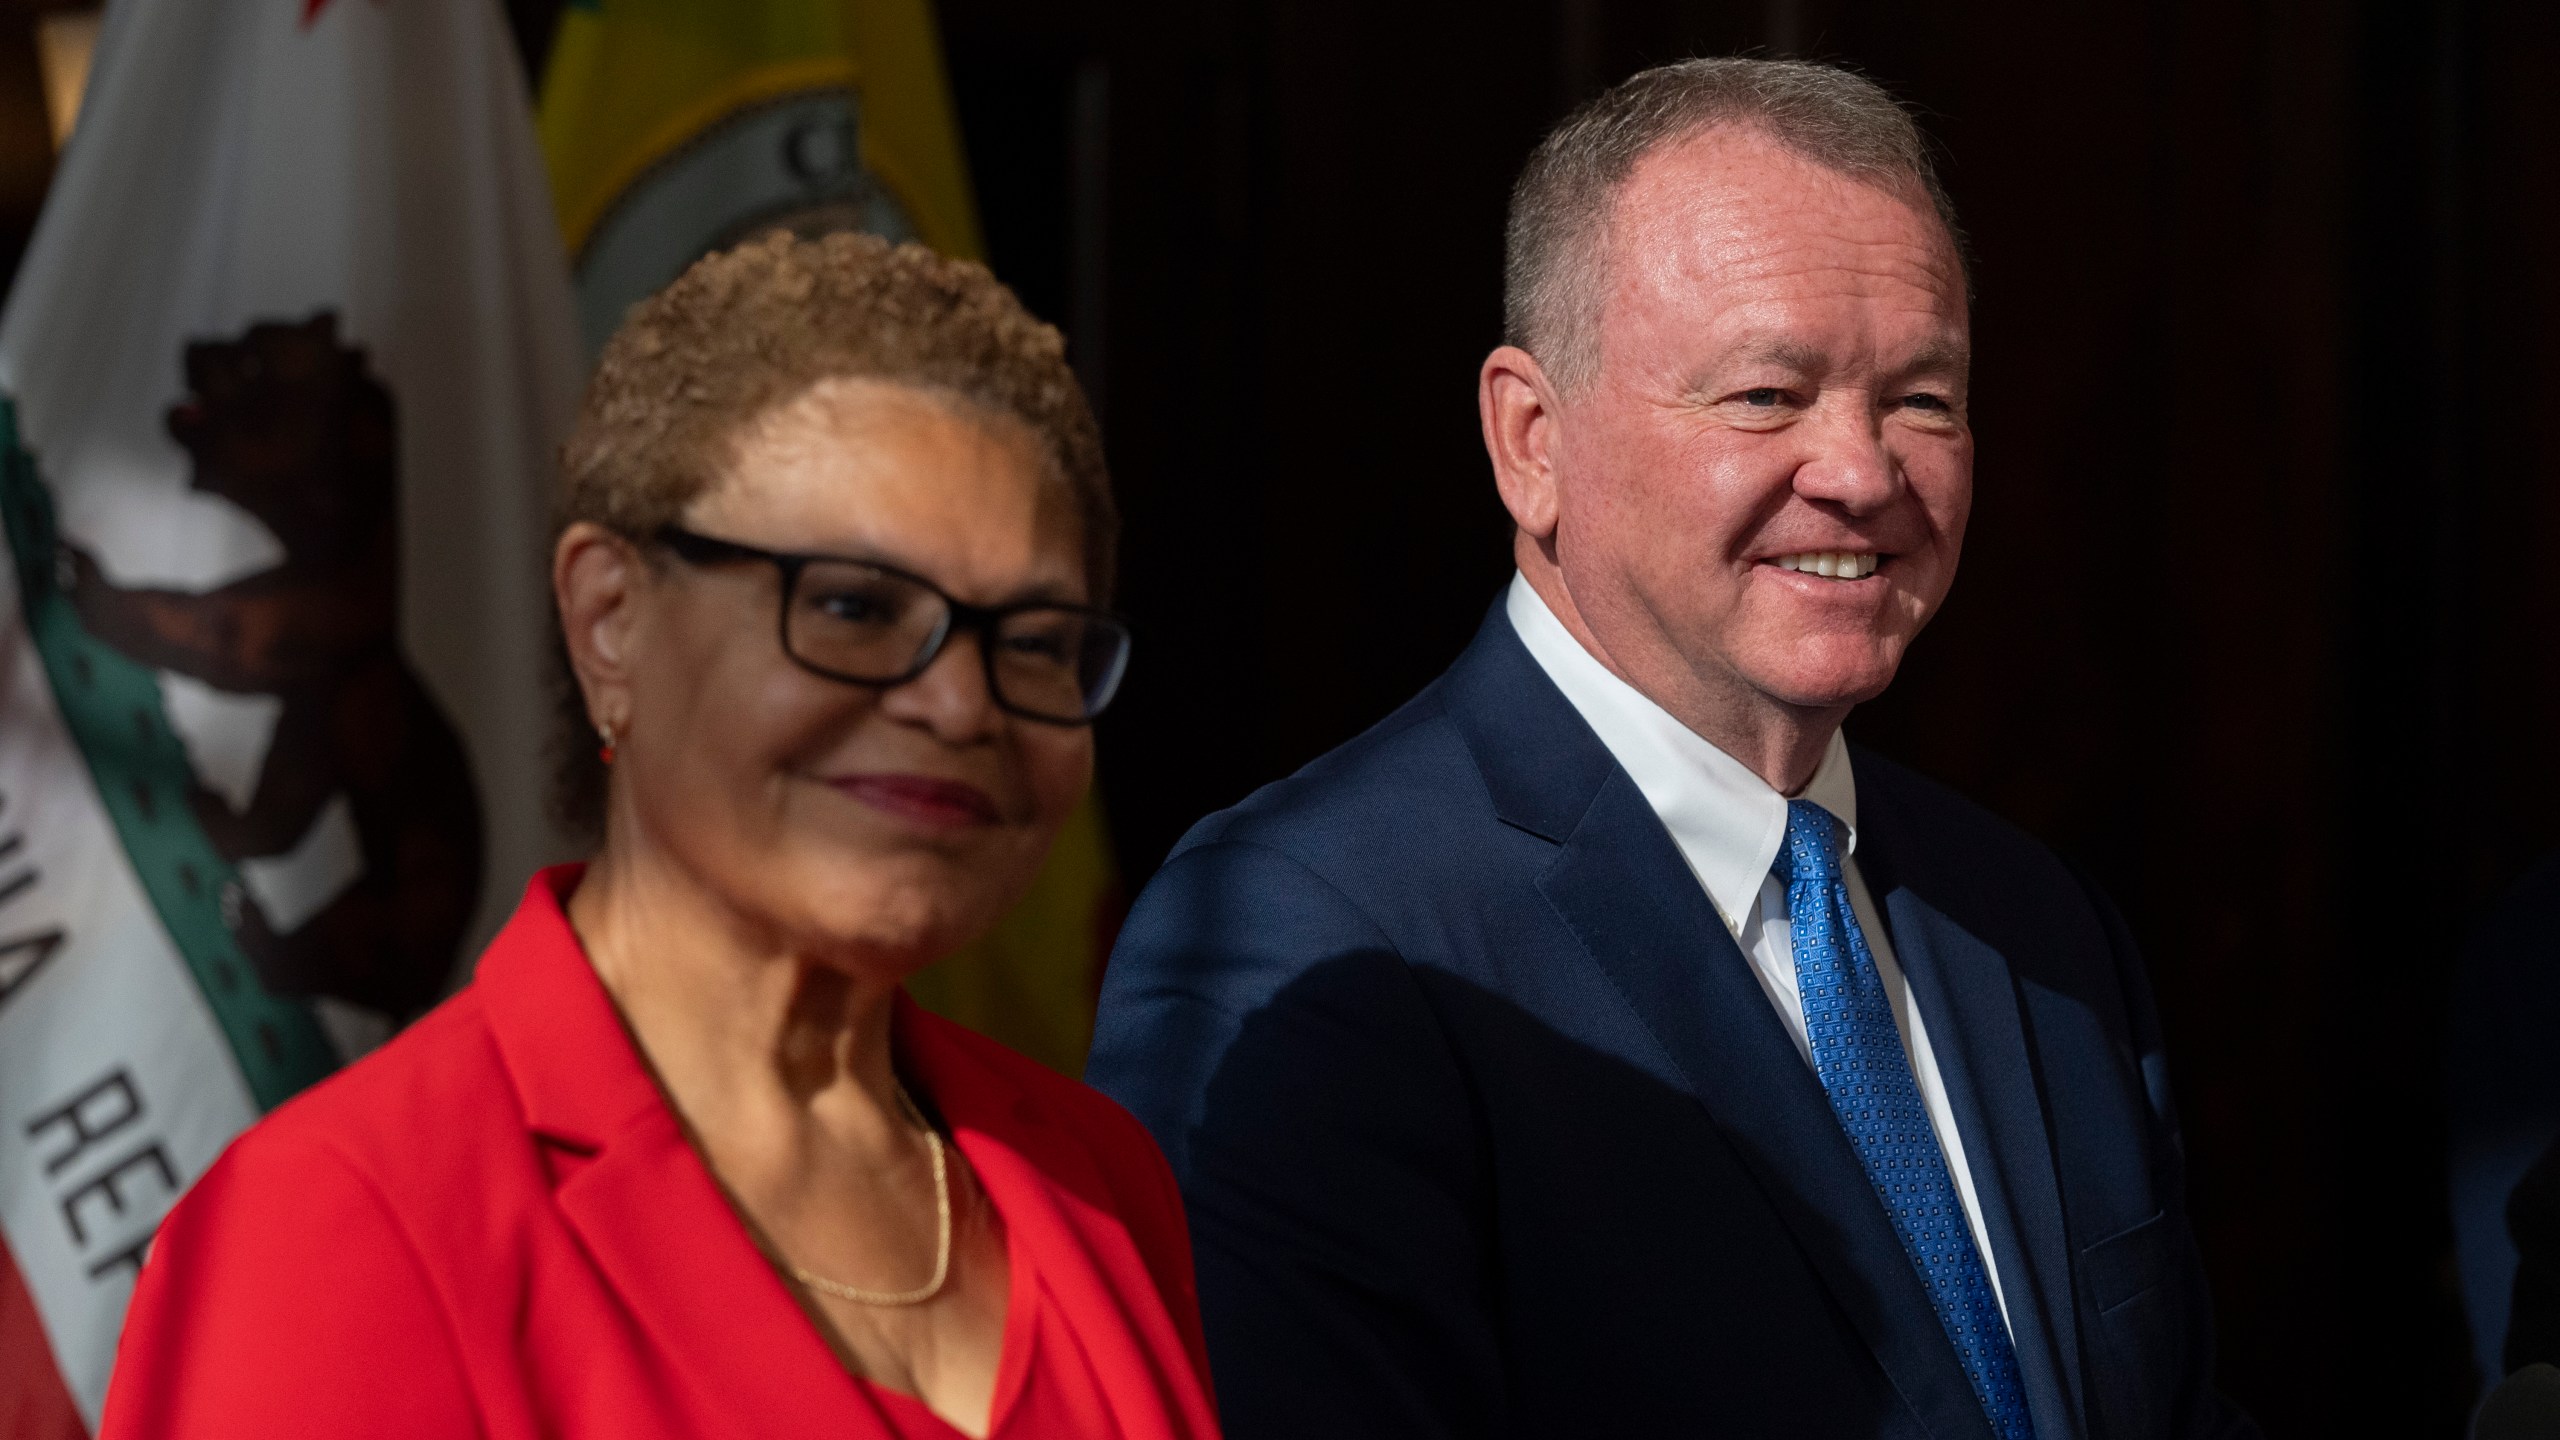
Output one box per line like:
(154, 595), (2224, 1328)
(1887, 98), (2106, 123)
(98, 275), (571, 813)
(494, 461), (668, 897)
(1772, 551), (1881, 580)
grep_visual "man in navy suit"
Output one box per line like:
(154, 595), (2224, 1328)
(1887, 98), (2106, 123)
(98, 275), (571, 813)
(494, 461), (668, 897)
(1089, 57), (2255, 1440)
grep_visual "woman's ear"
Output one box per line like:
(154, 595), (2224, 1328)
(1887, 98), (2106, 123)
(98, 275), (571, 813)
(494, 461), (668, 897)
(553, 522), (646, 733)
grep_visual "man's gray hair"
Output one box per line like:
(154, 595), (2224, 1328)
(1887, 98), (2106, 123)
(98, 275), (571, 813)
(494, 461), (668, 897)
(1504, 57), (1965, 391)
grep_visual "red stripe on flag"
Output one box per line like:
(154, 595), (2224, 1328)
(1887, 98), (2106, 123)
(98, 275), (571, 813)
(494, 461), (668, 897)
(0, 1231), (88, 1440)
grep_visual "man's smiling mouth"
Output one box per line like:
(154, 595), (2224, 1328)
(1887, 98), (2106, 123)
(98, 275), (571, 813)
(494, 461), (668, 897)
(1767, 550), (1885, 580)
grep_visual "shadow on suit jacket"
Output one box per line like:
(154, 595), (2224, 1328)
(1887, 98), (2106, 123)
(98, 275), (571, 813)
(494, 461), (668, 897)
(1089, 599), (2259, 1440)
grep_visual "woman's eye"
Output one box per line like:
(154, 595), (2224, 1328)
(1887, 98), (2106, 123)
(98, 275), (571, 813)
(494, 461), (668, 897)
(1005, 631), (1073, 663)
(816, 591), (891, 623)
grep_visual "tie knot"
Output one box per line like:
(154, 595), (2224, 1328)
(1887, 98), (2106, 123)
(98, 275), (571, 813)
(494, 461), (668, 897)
(1772, 799), (1845, 887)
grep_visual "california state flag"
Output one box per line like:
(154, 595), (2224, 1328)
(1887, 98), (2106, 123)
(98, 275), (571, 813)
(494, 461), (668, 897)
(0, 0), (580, 1431)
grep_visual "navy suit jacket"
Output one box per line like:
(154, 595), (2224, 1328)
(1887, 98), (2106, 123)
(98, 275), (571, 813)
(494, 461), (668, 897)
(1090, 604), (2255, 1440)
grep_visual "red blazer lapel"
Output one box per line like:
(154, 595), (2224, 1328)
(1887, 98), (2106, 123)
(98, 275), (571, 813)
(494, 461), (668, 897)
(901, 999), (1220, 1439)
(474, 869), (882, 1436)
(469, 870), (1214, 1440)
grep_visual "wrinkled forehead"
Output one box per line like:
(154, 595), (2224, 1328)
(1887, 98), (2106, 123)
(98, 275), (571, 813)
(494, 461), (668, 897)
(1594, 128), (1970, 363)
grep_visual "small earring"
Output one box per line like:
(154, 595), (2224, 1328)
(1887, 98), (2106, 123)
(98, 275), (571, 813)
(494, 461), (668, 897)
(597, 721), (618, 766)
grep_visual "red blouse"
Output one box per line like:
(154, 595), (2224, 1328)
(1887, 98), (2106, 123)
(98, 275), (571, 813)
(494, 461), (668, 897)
(100, 868), (1221, 1440)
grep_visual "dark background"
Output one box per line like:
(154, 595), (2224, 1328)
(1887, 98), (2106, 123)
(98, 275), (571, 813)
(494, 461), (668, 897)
(12, 0), (2557, 1431)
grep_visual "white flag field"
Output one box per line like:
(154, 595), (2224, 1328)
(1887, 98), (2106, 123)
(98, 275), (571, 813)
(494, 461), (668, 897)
(0, 0), (580, 1429)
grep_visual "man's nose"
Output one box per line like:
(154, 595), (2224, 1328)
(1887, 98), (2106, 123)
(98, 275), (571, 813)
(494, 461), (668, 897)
(1788, 401), (1903, 514)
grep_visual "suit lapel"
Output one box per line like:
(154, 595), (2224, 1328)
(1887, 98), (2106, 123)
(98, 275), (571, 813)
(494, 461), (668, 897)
(1445, 604), (1989, 1437)
(1536, 766), (1996, 1440)
(1441, 605), (2074, 1439)
(1860, 792), (2089, 1440)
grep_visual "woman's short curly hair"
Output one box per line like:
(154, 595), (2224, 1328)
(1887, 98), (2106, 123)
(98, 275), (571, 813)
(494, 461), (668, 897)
(550, 230), (1114, 837)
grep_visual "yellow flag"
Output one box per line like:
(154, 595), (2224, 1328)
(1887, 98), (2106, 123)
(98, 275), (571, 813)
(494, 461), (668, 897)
(540, 0), (984, 346)
(538, 0), (1121, 1076)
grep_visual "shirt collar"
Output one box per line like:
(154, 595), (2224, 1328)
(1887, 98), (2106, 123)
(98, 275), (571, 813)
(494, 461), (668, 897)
(1504, 574), (1859, 933)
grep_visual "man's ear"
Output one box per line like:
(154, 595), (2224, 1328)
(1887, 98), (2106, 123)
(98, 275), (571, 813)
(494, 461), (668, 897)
(552, 522), (646, 734)
(1479, 345), (1563, 543)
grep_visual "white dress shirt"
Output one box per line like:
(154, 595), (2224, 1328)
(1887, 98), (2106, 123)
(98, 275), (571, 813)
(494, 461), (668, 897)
(1505, 574), (2013, 1328)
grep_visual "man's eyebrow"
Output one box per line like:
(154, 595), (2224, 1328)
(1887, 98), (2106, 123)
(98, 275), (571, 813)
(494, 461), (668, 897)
(1695, 338), (1972, 387)
(1739, 340), (1830, 372)
(1899, 340), (1972, 376)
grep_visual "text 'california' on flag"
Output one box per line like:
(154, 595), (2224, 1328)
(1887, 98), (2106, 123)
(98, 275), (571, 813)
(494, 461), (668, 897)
(0, 0), (581, 1432)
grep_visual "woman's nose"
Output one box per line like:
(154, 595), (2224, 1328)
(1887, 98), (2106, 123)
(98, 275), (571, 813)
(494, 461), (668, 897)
(877, 628), (1004, 742)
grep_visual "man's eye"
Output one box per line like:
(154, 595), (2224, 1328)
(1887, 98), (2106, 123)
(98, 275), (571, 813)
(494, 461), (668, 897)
(1740, 388), (1785, 407)
(1900, 392), (1952, 412)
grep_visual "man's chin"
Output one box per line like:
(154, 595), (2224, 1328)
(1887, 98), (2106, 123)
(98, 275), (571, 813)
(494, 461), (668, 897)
(1742, 651), (1905, 713)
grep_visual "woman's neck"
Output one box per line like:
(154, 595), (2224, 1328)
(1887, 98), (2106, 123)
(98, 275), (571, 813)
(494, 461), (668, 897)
(566, 841), (912, 1158)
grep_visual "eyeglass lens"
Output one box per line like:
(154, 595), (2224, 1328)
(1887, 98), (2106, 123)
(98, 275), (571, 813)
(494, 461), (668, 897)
(787, 559), (1127, 721)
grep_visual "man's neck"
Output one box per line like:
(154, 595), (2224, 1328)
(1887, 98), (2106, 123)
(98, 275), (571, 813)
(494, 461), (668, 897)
(1518, 562), (1845, 796)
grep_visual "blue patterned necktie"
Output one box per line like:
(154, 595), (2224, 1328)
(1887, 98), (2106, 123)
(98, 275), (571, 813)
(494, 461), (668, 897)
(1775, 799), (2036, 1440)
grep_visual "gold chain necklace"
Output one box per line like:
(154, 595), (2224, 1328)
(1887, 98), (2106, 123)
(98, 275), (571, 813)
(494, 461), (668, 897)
(787, 1081), (951, 1307)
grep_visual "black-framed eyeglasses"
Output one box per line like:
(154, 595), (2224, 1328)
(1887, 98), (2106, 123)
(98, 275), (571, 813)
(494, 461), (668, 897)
(653, 526), (1131, 726)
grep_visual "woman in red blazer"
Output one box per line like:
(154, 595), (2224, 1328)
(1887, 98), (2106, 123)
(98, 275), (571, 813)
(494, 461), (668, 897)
(101, 233), (1218, 1440)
